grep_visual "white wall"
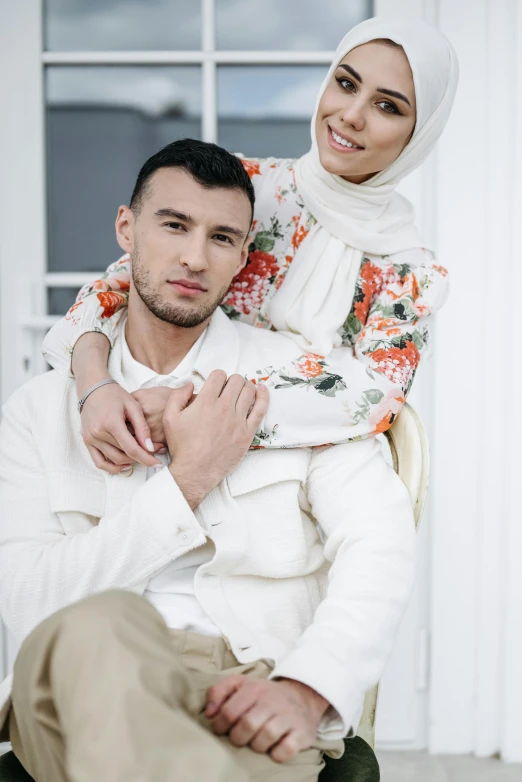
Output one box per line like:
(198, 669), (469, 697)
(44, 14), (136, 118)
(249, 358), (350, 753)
(377, 0), (522, 763)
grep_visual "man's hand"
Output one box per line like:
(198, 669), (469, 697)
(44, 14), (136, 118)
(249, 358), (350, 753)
(164, 371), (268, 509)
(132, 386), (174, 446)
(205, 676), (329, 763)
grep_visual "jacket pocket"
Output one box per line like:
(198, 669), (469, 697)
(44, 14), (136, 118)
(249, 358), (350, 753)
(226, 448), (311, 497)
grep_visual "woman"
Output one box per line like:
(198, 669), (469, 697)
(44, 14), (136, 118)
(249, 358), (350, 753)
(43, 16), (458, 471)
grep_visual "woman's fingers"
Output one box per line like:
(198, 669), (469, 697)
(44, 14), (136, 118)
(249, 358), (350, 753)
(124, 398), (154, 452)
(105, 423), (162, 468)
(87, 444), (130, 475)
(90, 438), (136, 466)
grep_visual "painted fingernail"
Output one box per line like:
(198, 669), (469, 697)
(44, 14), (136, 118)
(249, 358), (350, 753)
(145, 438), (154, 452)
(154, 464), (163, 469)
(120, 465), (132, 472)
(157, 447), (167, 454)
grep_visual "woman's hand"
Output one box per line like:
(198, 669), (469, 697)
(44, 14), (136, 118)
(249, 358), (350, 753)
(80, 382), (163, 474)
(131, 387), (174, 446)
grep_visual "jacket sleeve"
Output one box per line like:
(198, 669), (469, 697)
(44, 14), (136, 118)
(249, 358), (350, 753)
(0, 391), (207, 641)
(254, 250), (448, 447)
(270, 438), (416, 739)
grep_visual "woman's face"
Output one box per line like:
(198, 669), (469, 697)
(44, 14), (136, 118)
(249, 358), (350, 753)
(315, 41), (417, 183)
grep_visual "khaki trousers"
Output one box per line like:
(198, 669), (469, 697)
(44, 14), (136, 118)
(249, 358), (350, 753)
(7, 590), (344, 782)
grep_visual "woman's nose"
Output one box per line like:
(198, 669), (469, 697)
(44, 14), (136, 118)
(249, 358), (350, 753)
(340, 100), (365, 131)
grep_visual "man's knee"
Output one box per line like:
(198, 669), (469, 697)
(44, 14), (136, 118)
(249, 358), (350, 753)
(15, 590), (156, 678)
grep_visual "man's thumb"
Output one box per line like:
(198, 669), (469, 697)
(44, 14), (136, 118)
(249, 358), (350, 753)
(166, 382), (194, 413)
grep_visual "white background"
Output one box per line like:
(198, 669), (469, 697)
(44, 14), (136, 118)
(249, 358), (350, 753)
(0, 0), (521, 762)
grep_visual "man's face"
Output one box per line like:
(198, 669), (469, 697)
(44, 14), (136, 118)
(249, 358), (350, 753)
(116, 167), (251, 328)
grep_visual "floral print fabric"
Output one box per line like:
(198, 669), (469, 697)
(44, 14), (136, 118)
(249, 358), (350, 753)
(42, 157), (449, 447)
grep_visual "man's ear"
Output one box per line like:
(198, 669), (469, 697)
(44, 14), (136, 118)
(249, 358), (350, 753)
(115, 206), (134, 253)
(235, 237), (250, 275)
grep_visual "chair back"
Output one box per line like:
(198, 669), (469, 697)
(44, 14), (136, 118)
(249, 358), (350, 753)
(355, 403), (430, 749)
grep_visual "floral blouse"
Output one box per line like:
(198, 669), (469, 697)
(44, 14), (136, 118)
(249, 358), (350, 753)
(42, 157), (449, 448)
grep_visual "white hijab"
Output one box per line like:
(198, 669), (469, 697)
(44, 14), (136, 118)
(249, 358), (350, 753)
(268, 17), (459, 355)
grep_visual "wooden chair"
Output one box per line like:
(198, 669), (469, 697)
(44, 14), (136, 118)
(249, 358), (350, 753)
(0, 403), (430, 782)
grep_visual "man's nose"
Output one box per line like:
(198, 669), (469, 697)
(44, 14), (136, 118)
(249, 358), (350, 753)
(179, 234), (208, 273)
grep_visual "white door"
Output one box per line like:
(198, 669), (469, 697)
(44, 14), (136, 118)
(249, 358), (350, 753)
(0, 0), (430, 750)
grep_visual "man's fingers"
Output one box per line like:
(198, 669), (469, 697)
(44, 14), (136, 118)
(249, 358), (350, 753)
(164, 382), (195, 415)
(205, 675), (244, 719)
(228, 704), (275, 747)
(269, 729), (305, 763)
(124, 399), (153, 452)
(219, 374), (246, 404)
(246, 384), (269, 433)
(197, 370), (228, 402)
(210, 685), (259, 737)
(250, 716), (293, 755)
(235, 380), (257, 419)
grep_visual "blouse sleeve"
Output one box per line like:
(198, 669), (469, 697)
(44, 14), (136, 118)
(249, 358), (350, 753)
(252, 250), (449, 447)
(42, 255), (131, 376)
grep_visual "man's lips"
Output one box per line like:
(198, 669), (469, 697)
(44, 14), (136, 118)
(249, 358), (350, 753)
(168, 279), (207, 297)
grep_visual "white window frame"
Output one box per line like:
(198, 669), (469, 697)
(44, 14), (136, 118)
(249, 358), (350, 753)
(4, 0), (351, 390)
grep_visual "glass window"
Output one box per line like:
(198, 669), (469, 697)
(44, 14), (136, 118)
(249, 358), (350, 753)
(218, 65), (326, 158)
(44, 0), (202, 51)
(216, 0), (372, 50)
(46, 66), (201, 273)
(48, 288), (82, 318)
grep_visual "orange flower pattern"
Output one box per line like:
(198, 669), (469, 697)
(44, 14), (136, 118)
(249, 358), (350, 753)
(49, 157), (449, 445)
(97, 291), (127, 319)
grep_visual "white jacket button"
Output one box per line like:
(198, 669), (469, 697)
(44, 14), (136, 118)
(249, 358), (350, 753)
(119, 466), (134, 477)
(180, 531), (193, 544)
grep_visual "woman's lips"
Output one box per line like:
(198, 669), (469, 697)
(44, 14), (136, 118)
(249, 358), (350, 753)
(327, 126), (364, 153)
(169, 281), (207, 297)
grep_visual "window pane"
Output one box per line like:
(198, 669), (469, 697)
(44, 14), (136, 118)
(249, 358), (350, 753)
(44, 0), (201, 51)
(48, 288), (83, 317)
(218, 66), (325, 158)
(216, 0), (372, 50)
(46, 66), (201, 274)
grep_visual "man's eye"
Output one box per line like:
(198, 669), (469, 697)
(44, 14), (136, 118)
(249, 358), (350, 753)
(166, 222), (184, 230)
(214, 234), (233, 244)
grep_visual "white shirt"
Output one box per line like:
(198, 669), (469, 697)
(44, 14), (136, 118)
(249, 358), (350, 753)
(121, 324), (221, 636)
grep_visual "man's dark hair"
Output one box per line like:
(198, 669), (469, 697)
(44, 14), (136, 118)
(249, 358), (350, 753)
(130, 138), (255, 220)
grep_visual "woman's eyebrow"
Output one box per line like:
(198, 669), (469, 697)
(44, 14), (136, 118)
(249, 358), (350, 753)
(338, 63), (362, 83)
(337, 63), (412, 107)
(376, 87), (411, 107)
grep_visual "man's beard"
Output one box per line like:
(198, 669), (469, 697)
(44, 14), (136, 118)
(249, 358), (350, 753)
(131, 250), (229, 328)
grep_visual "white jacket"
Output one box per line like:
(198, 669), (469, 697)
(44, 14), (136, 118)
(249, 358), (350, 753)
(0, 308), (415, 739)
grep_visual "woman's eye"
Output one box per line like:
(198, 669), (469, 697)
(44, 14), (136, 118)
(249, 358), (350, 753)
(378, 100), (401, 115)
(336, 77), (356, 92)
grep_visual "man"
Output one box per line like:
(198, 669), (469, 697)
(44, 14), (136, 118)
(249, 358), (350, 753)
(0, 139), (415, 782)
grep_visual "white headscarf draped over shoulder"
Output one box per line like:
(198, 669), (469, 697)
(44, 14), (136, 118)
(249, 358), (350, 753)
(268, 16), (459, 356)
